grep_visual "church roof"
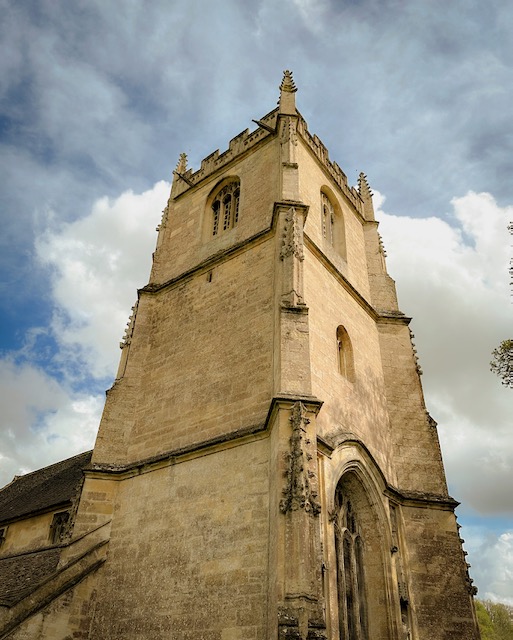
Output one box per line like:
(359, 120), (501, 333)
(0, 547), (61, 606)
(0, 450), (92, 526)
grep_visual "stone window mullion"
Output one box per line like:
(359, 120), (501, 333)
(223, 195), (232, 231)
(335, 493), (368, 640)
(210, 180), (240, 237)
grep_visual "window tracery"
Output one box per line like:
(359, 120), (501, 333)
(210, 180), (240, 236)
(334, 489), (368, 640)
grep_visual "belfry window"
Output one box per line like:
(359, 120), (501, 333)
(210, 180), (240, 236)
(321, 190), (347, 260)
(334, 489), (368, 640)
(322, 192), (335, 245)
(337, 325), (355, 382)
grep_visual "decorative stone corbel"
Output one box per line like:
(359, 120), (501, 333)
(280, 402), (321, 516)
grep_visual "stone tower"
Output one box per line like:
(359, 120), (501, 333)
(0, 72), (479, 640)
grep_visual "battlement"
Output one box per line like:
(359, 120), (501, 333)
(172, 109), (279, 198)
(172, 101), (364, 217)
(296, 115), (363, 214)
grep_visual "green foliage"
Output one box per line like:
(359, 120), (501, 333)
(476, 600), (513, 640)
(490, 340), (513, 388)
(476, 600), (497, 640)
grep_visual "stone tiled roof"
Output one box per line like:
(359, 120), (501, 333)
(0, 547), (61, 606)
(0, 450), (92, 526)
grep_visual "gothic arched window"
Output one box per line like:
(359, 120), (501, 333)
(210, 180), (240, 236)
(337, 325), (355, 382)
(321, 190), (347, 260)
(334, 488), (368, 640)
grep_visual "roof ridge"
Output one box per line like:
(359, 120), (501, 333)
(3, 450), (92, 485)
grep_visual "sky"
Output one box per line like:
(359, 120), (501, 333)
(0, 0), (512, 606)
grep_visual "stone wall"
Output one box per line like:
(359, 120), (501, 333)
(88, 439), (270, 640)
(93, 237), (275, 467)
(151, 137), (279, 288)
(0, 513), (55, 557)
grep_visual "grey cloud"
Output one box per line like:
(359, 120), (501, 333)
(1, 0), (512, 601)
(1, 0), (512, 508)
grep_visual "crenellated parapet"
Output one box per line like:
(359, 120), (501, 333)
(296, 116), (364, 214)
(172, 109), (279, 199)
(172, 72), (365, 216)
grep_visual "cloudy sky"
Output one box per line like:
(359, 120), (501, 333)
(1, 0), (512, 605)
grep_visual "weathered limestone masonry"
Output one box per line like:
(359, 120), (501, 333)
(0, 72), (480, 639)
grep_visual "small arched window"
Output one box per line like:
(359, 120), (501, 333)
(210, 180), (240, 236)
(337, 325), (355, 382)
(321, 190), (347, 260)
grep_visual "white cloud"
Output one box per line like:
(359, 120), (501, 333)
(377, 191), (513, 514)
(377, 189), (513, 603)
(0, 0), (512, 613)
(0, 358), (102, 485)
(0, 181), (169, 486)
(1, 177), (511, 606)
(463, 527), (513, 605)
(35, 181), (169, 380)
(289, 0), (329, 32)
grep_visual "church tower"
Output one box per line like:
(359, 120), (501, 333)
(0, 72), (479, 640)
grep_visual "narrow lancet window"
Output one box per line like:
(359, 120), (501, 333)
(321, 190), (347, 260)
(322, 192), (335, 245)
(337, 325), (355, 382)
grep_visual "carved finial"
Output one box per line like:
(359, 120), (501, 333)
(279, 70), (297, 115)
(280, 70), (297, 93)
(171, 152), (194, 196)
(358, 172), (375, 221)
(175, 152), (188, 173)
(358, 172), (373, 199)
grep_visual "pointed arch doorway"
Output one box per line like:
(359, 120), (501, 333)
(332, 472), (391, 640)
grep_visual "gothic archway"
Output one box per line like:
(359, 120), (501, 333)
(333, 471), (390, 640)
